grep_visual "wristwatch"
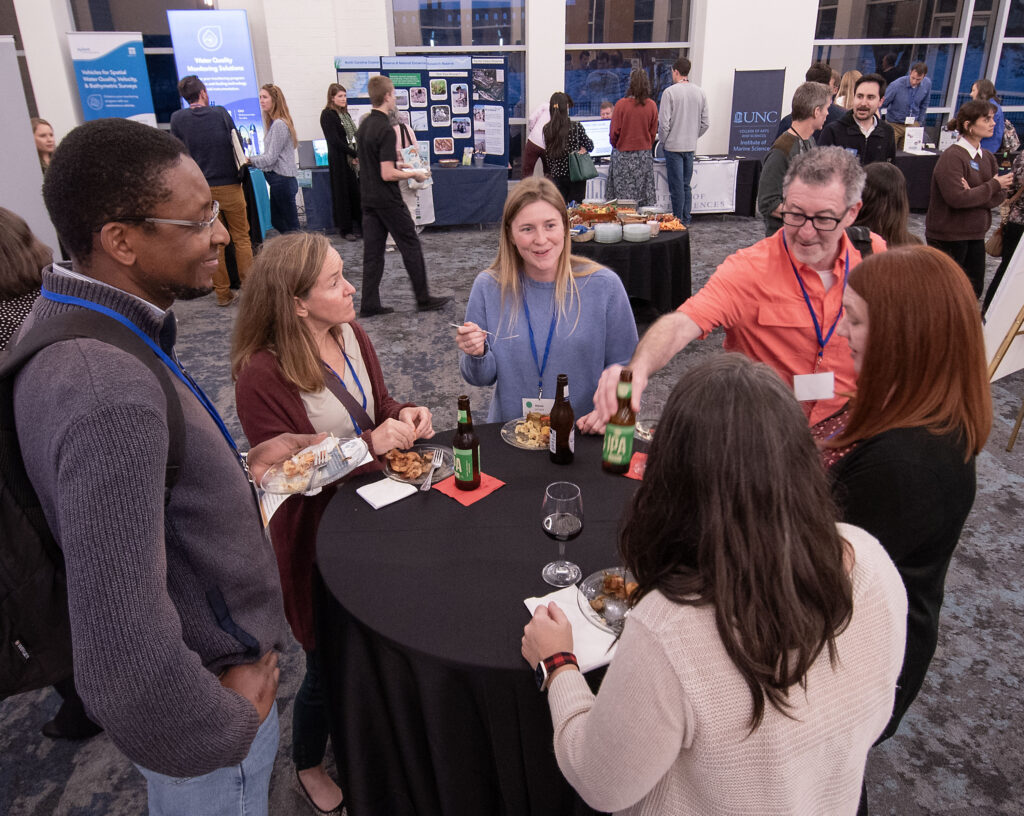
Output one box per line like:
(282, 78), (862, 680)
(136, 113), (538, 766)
(534, 651), (578, 691)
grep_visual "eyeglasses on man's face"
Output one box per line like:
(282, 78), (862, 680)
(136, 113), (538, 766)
(97, 200), (221, 232)
(778, 208), (847, 232)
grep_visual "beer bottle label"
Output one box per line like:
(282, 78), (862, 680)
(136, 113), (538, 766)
(616, 381), (632, 401)
(453, 446), (476, 480)
(458, 409), (468, 424)
(549, 427), (574, 453)
(602, 424), (633, 465)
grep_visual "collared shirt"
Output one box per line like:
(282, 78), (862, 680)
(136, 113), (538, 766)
(679, 228), (886, 425)
(882, 75), (932, 123)
(955, 137), (981, 160)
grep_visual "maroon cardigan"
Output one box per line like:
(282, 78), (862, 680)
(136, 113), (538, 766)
(234, 321), (413, 651)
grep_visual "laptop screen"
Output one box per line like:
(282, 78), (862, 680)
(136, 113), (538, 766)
(580, 119), (612, 158)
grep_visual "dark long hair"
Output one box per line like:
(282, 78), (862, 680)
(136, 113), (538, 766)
(854, 162), (921, 247)
(543, 92), (572, 159)
(626, 68), (651, 105)
(620, 355), (853, 730)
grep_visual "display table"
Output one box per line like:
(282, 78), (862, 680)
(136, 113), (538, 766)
(429, 164), (508, 226)
(315, 426), (637, 816)
(893, 151), (939, 211)
(571, 230), (691, 314)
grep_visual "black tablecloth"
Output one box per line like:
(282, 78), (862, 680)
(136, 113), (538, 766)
(316, 426), (637, 816)
(893, 151), (938, 211)
(570, 230), (691, 314)
(430, 164), (508, 226)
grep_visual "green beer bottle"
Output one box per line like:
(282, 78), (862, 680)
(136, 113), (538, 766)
(453, 395), (481, 490)
(602, 369), (635, 474)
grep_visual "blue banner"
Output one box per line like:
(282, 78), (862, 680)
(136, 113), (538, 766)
(67, 32), (155, 126)
(728, 69), (786, 157)
(167, 10), (263, 155)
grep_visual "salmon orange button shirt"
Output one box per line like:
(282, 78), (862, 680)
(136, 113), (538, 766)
(679, 228), (886, 425)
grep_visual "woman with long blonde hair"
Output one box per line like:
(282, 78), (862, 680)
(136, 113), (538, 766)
(455, 177), (637, 426)
(249, 83), (300, 232)
(233, 231), (432, 815)
(835, 69), (861, 108)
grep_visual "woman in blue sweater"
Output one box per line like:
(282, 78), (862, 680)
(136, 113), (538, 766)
(971, 79), (1004, 154)
(456, 177), (638, 428)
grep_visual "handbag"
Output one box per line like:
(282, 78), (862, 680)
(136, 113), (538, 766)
(985, 183), (1024, 256)
(569, 151), (598, 183)
(1001, 119), (1021, 154)
(230, 128), (246, 172)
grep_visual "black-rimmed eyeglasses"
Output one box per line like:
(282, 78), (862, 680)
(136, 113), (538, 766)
(778, 209), (846, 231)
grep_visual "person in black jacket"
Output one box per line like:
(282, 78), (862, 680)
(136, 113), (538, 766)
(813, 245), (992, 815)
(320, 83), (362, 241)
(819, 74), (895, 166)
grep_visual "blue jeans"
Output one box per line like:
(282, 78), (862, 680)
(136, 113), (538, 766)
(665, 150), (694, 223)
(135, 702), (279, 816)
(264, 171), (299, 233)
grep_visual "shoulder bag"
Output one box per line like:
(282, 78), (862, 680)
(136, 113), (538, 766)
(985, 183), (1024, 257)
(569, 151), (598, 183)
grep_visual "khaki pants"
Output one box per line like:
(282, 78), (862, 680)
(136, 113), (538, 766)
(890, 121), (920, 151)
(209, 183), (253, 303)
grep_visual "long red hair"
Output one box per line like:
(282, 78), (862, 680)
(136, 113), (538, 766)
(834, 246), (991, 457)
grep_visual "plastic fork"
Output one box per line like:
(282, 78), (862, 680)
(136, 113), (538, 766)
(420, 448), (445, 492)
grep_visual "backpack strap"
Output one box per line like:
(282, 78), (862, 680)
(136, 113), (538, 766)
(1, 310), (185, 502)
(845, 225), (874, 259)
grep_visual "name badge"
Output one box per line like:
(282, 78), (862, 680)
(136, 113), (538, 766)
(905, 116), (916, 125)
(970, 160), (980, 171)
(793, 372), (835, 402)
(522, 397), (554, 416)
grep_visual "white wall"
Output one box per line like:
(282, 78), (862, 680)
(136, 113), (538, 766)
(689, 0), (819, 154)
(14, 0), (81, 140)
(525, 0), (566, 123)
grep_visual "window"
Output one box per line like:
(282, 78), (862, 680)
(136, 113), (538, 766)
(565, 47), (686, 117)
(393, 1), (524, 48)
(816, 0), (967, 39)
(566, 0), (689, 44)
(0, 0), (37, 117)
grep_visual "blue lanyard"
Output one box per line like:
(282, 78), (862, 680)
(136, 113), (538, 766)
(521, 293), (557, 397)
(323, 340), (368, 432)
(40, 287), (240, 455)
(781, 233), (848, 360)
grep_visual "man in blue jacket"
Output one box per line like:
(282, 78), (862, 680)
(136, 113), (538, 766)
(883, 62), (931, 150)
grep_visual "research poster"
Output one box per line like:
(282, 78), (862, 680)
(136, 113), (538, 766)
(167, 10), (262, 155)
(67, 32), (156, 126)
(728, 69), (786, 156)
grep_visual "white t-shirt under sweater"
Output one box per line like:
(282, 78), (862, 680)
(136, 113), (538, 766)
(300, 323), (376, 438)
(546, 523), (907, 816)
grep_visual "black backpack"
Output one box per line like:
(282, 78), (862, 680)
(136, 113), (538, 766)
(0, 310), (184, 699)
(846, 225), (874, 258)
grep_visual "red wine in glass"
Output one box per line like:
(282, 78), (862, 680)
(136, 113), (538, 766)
(541, 482), (583, 586)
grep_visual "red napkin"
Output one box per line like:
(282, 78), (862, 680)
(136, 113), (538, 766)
(625, 452), (647, 481)
(433, 473), (505, 505)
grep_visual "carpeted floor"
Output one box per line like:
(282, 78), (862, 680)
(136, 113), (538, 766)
(1, 212), (1022, 815)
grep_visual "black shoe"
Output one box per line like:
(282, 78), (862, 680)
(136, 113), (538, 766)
(41, 704), (104, 740)
(342, 233), (358, 242)
(358, 306), (395, 318)
(416, 295), (452, 312)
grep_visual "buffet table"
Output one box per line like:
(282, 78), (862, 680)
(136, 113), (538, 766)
(315, 426), (637, 816)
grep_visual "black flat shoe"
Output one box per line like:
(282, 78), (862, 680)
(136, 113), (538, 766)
(293, 769), (346, 815)
(358, 306), (395, 317)
(416, 295), (452, 312)
(41, 713), (103, 740)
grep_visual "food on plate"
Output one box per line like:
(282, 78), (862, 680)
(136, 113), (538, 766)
(386, 448), (432, 479)
(514, 412), (550, 446)
(282, 449), (317, 477)
(657, 215), (686, 231)
(589, 571), (639, 613)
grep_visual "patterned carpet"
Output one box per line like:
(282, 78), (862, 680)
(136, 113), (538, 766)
(1, 213), (1022, 815)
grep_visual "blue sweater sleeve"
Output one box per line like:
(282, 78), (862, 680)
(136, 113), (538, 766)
(460, 271), (499, 388)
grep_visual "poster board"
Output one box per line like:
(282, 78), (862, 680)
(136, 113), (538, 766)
(167, 10), (263, 156)
(336, 55), (509, 167)
(67, 32), (156, 126)
(984, 241), (1024, 381)
(728, 70), (786, 156)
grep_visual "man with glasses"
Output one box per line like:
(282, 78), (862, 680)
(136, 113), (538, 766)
(170, 75), (253, 307)
(588, 147), (885, 432)
(12, 118), (317, 816)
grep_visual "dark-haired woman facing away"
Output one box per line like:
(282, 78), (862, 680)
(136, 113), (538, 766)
(523, 354), (907, 815)
(542, 92), (594, 205)
(320, 84), (362, 241)
(854, 162), (922, 247)
(820, 246), (991, 815)
(606, 69), (658, 206)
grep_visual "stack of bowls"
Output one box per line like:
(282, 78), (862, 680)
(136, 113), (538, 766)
(623, 223), (651, 243)
(594, 222), (623, 243)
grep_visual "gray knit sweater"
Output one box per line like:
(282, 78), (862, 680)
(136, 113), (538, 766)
(13, 267), (288, 777)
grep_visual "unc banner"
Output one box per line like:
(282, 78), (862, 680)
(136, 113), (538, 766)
(728, 70), (786, 156)
(167, 10), (262, 153)
(67, 32), (156, 126)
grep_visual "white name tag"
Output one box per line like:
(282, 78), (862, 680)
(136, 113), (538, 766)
(793, 372), (835, 402)
(522, 397), (554, 415)
(905, 116), (916, 125)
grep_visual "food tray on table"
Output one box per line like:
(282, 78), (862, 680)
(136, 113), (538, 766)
(261, 436), (369, 495)
(384, 444), (455, 485)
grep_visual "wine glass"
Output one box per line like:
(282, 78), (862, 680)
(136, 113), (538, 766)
(541, 481), (583, 587)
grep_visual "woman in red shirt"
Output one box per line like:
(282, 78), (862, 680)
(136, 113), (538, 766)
(606, 69), (658, 206)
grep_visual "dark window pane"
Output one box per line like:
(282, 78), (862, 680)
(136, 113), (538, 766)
(70, 0), (208, 35)
(816, 8), (837, 38)
(0, 0), (23, 49)
(567, 0), (689, 44)
(144, 53), (182, 125)
(958, 22), (990, 99)
(1005, 0), (1024, 37)
(997, 44), (1024, 106)
(813, 43), (954, 106)
(566, 47), (687, 118)
(816, 0), (970, 39)
(393, 1), (524, 48)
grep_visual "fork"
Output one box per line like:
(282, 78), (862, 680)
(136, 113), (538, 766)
(420, 448), (445, 492)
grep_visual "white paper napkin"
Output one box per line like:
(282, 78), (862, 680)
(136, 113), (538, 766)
(524, 585), (618, 673)
(356, 477), (418, 509)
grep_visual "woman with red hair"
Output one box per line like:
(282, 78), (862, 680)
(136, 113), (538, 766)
(818, 245), (992, 814)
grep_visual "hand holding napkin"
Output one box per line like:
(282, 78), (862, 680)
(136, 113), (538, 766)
(524, 585), (618, 672)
